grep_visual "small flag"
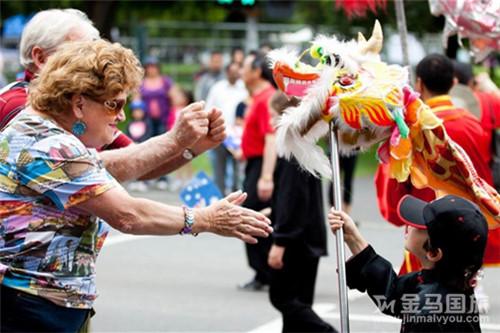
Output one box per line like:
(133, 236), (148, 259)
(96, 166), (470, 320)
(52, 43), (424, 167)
(180, 171), (222, 208)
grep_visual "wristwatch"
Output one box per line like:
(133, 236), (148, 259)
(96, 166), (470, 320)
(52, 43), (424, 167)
(182, 148), (195, 160)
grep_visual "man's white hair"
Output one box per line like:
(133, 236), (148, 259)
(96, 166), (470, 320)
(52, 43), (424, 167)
(19, 9), (100, 69)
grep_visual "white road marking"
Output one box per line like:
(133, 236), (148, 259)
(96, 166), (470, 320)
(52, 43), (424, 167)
(103, 234), (155, 247)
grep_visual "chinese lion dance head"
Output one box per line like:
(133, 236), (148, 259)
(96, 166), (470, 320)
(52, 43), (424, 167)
(268, 21), (500, 227)
(269, 20), (410, 178)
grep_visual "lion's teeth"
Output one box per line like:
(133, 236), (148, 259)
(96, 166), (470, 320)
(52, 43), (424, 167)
(284, 77), (290, 88)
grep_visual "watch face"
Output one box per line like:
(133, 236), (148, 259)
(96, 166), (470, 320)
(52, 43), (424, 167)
(183, 149), (194, 160)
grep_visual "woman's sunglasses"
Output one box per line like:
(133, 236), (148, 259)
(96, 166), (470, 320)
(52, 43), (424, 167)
(103, 99), (127, 114)
(83, 94), (126, 115)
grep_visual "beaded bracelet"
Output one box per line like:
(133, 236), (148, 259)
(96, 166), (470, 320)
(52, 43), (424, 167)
(180, 206), (198, 236)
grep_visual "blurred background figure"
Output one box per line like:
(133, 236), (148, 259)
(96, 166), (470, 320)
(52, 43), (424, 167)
(452, 61), (500, 193)
(450, 61), (482, 118)
(231, 46), (245, 67)
(329, 153), (359, 216)
(475, 72), (500, 97)
(169, 85), (195, 191)
(126, 99), (152, 143)
(126, 100), (152, 192)
(238, 51), (277, 291)
(139, 56), (174, 136)
(194, 50), (224, 102)
(235, 96), (251, 127)
(340, 155), (358, 215)
(138, 56), (174, 190)
(206, 62), (248, 194)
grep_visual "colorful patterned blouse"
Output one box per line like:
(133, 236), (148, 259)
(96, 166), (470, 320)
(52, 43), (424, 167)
(0, 112), (117, 309)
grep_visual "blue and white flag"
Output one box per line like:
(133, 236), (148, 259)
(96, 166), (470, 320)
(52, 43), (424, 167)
(180, 171), (222, 208)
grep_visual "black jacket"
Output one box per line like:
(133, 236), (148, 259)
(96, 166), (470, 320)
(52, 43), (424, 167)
(271, 158), (327, 257)
(346, 246), (481, 333)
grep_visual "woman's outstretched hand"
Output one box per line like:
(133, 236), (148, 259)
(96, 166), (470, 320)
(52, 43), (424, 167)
(199, 191), (273, 244)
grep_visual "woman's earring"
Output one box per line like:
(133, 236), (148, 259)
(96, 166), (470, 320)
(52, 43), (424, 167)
(71, 120), (87, 136)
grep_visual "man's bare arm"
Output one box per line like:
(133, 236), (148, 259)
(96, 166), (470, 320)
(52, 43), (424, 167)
(100, 132), (183, 182)
(102, 104), (226, 182)
(138, 107), (227, 180)
(100, 102), (209, 182)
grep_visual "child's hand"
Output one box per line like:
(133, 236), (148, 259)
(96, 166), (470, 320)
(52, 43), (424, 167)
(329, 209), (358, 240)
(328, 208), (368, 255)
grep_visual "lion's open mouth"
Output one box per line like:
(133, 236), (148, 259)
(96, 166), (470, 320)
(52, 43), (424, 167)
(273, 61), (319, 97)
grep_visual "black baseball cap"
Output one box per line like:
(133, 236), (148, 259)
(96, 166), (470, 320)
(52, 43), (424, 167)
(397, 195), (488, 268)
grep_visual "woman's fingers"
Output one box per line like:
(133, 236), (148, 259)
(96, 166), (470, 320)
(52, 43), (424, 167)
(259, 207), (272, 217)
(234, 231), (258, 244)
(209, 125), (226, 137)
(232, 194), (247, 206)
(229, 209), (273, 238)
(209, 116), (225, 129)
(241, 213), (273, 232)
(237, 223), (269, 238)
(223, 192), (248, 208)
(209, 198), (273, 242)
(225, 191), (245, 204)
(208, 107), (223, 122)
(183, 101), (205, 114)
(195, 118), (210, 128)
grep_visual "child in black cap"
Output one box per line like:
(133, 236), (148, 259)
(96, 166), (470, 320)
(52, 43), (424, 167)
(329, 195), (488, 332)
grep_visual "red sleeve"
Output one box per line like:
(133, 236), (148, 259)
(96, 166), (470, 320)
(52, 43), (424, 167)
(104, 131), (133, 150)
(0, 88), (28, 130)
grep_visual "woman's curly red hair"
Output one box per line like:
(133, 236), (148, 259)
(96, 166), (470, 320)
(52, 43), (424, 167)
(29, 39), (143, 118)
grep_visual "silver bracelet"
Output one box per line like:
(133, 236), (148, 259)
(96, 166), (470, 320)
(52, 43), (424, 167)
(180, 206), (198, 236)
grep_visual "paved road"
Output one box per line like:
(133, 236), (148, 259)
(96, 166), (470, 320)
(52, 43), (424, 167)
(92, 177), (500, 332)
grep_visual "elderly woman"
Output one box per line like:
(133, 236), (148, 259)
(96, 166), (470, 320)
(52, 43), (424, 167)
(0, 40), (272, 333)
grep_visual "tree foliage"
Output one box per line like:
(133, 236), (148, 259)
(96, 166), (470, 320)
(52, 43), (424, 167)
(2, 0), (444, 34)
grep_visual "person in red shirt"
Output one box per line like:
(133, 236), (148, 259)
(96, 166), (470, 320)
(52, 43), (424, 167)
(0, 9), (224, 183)
(452, 61), (500, 191)
(375, 54), (498, 312)
(238, 51), (277, 290)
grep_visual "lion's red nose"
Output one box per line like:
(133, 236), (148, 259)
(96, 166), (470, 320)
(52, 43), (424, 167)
(340, 76), (353, 86)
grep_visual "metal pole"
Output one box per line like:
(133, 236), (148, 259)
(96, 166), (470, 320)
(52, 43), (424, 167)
(394, 0), (410, 70)
(329, 122), (350, 333)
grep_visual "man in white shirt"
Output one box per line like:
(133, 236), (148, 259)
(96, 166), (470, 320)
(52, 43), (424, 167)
(206, 62), (249, 193)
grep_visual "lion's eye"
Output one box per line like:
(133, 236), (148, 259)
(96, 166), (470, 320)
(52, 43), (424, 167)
(333, 54), (340, 67)
(321, 55), (332, 66)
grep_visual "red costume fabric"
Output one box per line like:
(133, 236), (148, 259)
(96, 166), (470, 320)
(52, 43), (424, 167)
(241, 85), (276, 159)
(375, 95), (500, 273)
(0, 70), (132, 150)
(475, 91), (500, 144)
